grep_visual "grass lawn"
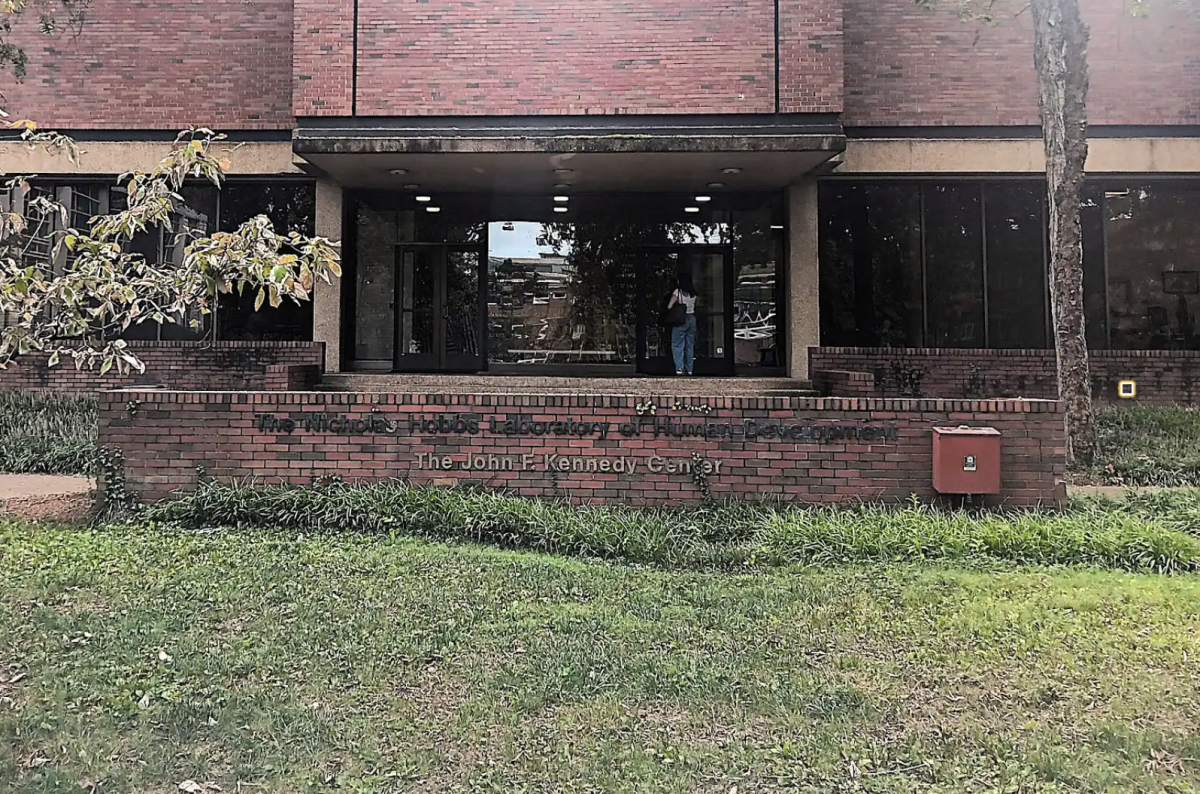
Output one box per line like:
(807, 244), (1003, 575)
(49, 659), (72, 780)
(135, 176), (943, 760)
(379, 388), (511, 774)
(3, 521), (1199, 793)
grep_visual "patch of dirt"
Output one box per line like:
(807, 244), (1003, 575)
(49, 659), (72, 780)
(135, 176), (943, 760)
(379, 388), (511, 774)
(0, 474), (95, 522)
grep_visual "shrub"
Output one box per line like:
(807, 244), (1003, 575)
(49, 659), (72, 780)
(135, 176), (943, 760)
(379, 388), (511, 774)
(1095, 405), (1200, 487)
(0, 390), (97, 475)
(139, 480), (1200, 574)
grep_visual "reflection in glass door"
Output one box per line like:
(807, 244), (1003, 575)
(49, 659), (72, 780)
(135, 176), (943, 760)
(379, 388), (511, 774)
(394, 245), (485, 372)
(637, 246), (735, 376)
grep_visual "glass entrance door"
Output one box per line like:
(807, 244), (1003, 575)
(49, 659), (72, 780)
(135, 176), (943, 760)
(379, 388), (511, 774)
(637, 246), (735, 376)
(394, 245), (485, 372)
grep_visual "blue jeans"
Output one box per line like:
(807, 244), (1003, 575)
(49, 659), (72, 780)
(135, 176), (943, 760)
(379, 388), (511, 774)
(671, 314), (697, 374)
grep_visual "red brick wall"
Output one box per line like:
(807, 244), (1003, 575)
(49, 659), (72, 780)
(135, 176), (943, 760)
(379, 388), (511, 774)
(352, 0), (781, 116)
(0, 342), (324, 396)
(3, 0), (295, 129)
(843, 0), (1200, 127)
(293, 0), (355, 117)
(812, 369), (876, 398)
(811, 347), (1200, 406)
(262, 364), (324, 391)
(98, 390), (1067, 508)
(779, 0), (845, 113)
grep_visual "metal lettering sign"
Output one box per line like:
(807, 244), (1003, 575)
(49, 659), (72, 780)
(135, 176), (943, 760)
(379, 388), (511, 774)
(251, 413), (902, 445)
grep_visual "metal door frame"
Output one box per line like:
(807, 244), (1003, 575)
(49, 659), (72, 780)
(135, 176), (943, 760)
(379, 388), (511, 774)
(636, 243), (736, 376)
(393, 243), (487, 372)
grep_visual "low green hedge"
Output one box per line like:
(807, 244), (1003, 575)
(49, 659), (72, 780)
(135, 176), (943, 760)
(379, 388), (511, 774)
(0, 390), (97, 475)
(1096, 405), (1200, 487)
(139, 480), (1200, 574)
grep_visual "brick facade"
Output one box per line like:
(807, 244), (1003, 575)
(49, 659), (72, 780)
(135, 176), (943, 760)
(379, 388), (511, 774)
(779, 0), (845, 113)
(843, 0), (1200, 127)
(293, 0), (355, 116)
(353, 0), (780, 116)
(3, 0), (295, 130)
(2, 0), (1194, 127)
(98, 390), (1066, 508)
(811, 348), (1200, 406)
(0, 342), (324, 396)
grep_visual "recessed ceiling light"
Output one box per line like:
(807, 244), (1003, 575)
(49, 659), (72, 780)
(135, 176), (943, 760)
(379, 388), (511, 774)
(388, 168), (408, 176)
(684, 207), (700, 214)
(415, 195), (432, 202)
(553, 183), (571, 189)
(554, 169), (574, 177)
(426, 206), (441, 213)
(706, 182), (726, 189)
(554, 207), (569, 214)
(553, 195), (569, 202)
(771, 224), (784, 230)
(404, 184), (421, 190)
(721, 168), (742, 175)
(695, 195), (712, 202)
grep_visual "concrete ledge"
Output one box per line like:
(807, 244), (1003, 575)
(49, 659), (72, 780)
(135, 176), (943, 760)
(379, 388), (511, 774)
(294, 133), (847, 155)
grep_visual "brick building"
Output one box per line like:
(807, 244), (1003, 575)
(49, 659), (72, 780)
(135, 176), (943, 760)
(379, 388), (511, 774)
(2, 0), (1199, 403)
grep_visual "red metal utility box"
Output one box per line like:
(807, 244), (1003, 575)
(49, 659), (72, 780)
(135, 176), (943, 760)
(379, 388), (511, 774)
(932, 426), (1001, 495)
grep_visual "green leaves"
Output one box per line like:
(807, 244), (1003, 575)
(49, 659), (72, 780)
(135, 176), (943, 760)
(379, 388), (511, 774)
(0, 127), (342, 373)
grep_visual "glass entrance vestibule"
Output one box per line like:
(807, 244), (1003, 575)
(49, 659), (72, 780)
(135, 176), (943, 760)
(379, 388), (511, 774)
(346, 193), (786, 375)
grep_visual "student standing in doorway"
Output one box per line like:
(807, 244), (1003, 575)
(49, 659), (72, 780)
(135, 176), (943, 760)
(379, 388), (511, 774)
(666, 272), (698, 375)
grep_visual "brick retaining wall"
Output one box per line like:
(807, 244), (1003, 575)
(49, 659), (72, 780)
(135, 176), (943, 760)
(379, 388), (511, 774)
(0, 342), (324, 395)
(810, 347), (1200, 405)
(99, 390), (1067, 508)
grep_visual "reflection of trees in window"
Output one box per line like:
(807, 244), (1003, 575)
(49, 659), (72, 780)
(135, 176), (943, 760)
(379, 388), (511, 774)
(532, 220), (654, 364)
(728, 210), (780, 366)
(819, 183), (924, 347)
(1105, 185), (1200, 351)
(488, 221), (688, 366)
(924, 185), (984, 348)
(986, 184), (1048, 349)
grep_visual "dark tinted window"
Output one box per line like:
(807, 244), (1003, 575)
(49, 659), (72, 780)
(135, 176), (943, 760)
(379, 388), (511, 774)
(924, 184), (985, 348)
(819, 183), (924, 347)
(215, 181), (317, 341)
(1105, 184), (1200, 350)
(986, 183), (1048, 349)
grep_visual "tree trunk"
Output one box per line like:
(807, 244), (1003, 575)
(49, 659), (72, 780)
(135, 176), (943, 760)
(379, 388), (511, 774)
(1031, 0), (1096, 468)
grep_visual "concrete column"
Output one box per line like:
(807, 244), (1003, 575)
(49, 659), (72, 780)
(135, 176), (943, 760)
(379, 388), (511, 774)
(786, 178), (820, 381)
(313, 177), (344, 373)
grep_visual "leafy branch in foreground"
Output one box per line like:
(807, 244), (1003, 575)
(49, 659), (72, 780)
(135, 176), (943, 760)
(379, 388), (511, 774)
(0, 124), (341, 375)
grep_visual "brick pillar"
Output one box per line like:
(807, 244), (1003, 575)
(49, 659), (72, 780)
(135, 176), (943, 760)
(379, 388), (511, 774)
(313, 177), (344, 373)
(787, 179), (820, 380)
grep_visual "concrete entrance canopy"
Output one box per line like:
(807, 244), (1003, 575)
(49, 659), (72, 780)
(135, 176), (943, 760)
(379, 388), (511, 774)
(292, 114), (845, 191)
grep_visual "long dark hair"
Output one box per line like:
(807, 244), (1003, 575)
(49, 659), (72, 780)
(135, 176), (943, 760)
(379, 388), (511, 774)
(676, 271), (696, 298)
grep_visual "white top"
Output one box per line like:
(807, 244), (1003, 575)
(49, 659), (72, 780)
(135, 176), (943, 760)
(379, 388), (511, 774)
(673, 289), (697, 314)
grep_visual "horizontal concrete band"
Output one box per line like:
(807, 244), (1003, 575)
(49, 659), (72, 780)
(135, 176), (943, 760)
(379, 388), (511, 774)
(104, 389), (1063, 414)
(292, 134), (847, 155)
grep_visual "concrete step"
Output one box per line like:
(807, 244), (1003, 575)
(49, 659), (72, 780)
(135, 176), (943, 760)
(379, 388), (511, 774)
(318, 374), (817, 397)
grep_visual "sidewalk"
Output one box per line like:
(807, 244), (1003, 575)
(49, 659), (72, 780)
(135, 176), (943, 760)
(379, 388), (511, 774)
(0, 474), (95, 522)
(1069, 484), (1196, 500)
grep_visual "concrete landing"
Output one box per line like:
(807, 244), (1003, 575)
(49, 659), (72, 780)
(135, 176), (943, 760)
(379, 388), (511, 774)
(0, 474), (95, 523)
(320, 374), (819, 397)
